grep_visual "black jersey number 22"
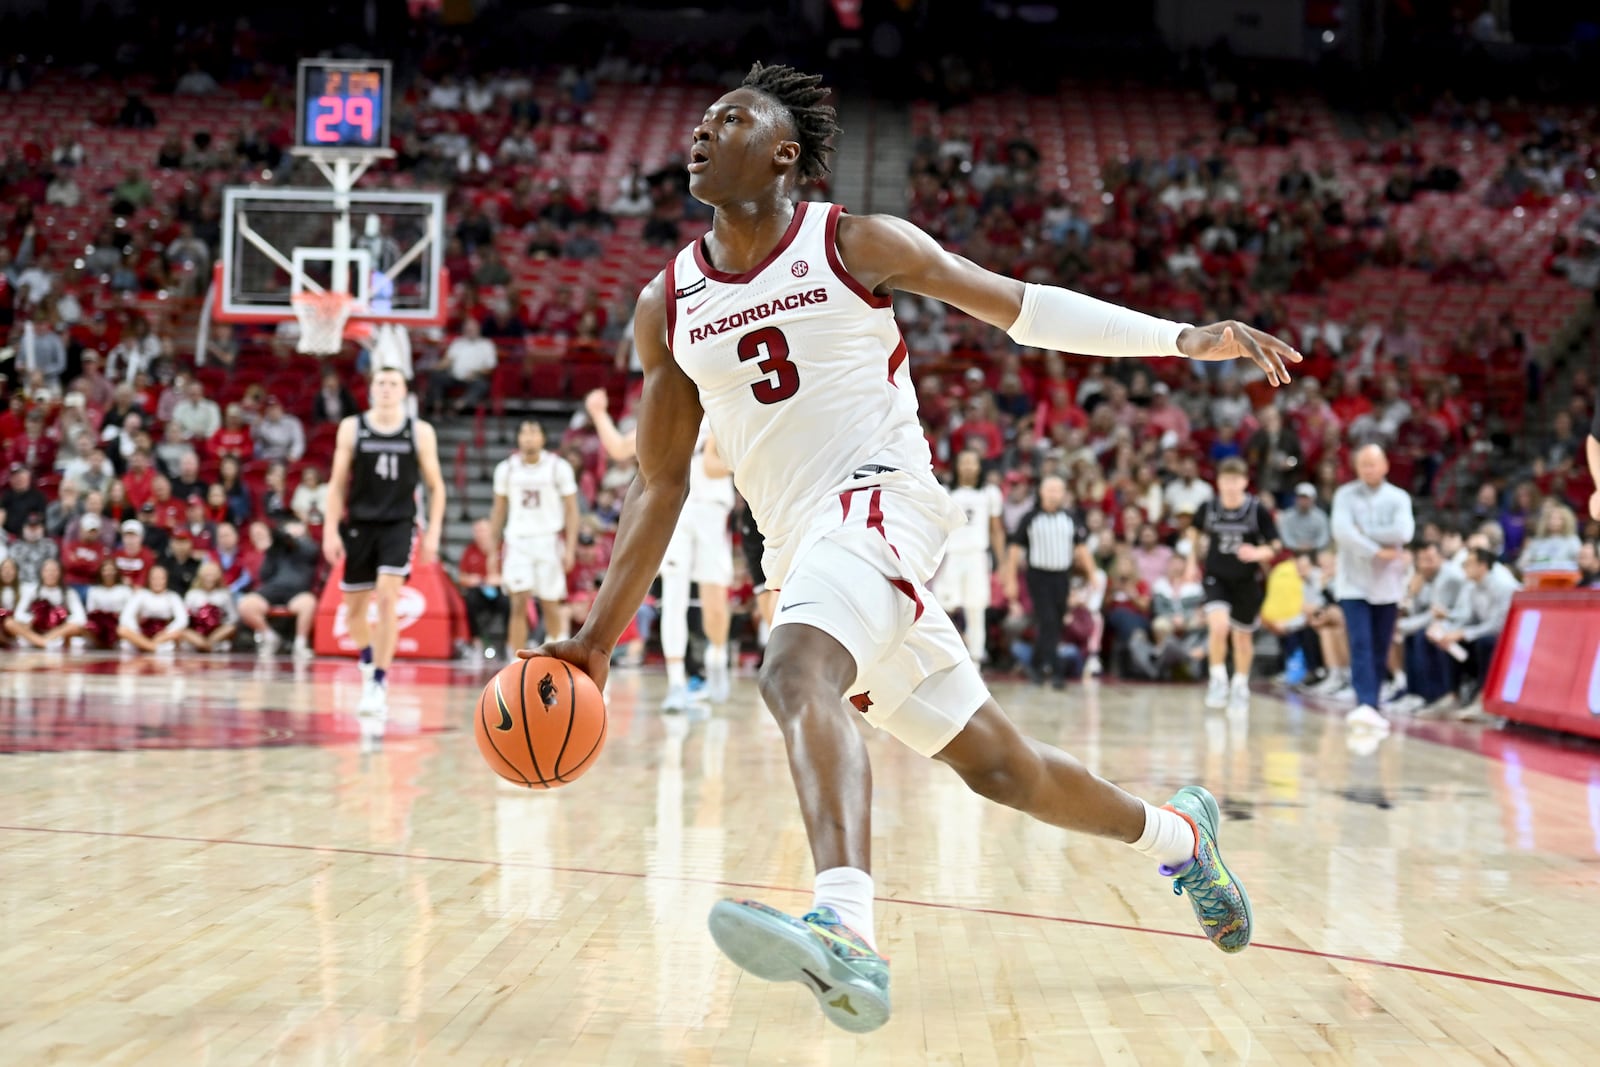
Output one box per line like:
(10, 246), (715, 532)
(737, 326), (799, 404)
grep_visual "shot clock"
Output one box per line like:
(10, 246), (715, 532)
(296, 59), (392, 151)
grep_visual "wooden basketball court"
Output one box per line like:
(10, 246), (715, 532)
(3, 652), (1598, 1064)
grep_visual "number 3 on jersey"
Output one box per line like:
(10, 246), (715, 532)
(737, 326), (798, 404)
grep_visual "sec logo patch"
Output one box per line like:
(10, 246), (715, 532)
(791, 260), (809, 277)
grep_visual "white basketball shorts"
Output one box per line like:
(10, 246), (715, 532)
(502, 536), (567, 601)
(771, 467), (989, 757)
(660, 500), (734, 587)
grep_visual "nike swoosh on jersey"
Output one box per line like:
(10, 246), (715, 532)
(686, 302), (705, 315)
(780, 601), (819, 611)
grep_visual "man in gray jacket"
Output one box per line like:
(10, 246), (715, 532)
(1278, 482), (1331, 553)
(1430, 546), (1520, 721)
(1330, 445), (1415, 731)
(1389, 541), (1465, 714)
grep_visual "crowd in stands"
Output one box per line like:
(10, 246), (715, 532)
(0, 34), (1596, 717)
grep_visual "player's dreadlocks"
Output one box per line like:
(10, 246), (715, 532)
(740, 61), (840, 184)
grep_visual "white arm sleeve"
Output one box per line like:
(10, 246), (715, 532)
(1006, 282), (1190, 358)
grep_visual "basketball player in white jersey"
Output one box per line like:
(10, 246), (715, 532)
(934, 448), (1004, 664)
(529, 63), (1299, 1031)
(324, 368), (447, 718)
(585, 390), (737, 707)
(489, 420), (579, 655)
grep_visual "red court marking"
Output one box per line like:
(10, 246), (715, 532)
(4, 823), (1596, 1006)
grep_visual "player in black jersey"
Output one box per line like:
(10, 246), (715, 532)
(1186, 457), (1281, 714)
(323, 367), (447, 719)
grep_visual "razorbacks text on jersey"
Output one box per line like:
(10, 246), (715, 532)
(494, 450), (578, 539)
(665, 201), (936, 586)
(349, 415), (420, 524)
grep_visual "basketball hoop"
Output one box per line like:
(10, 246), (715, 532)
(291, 290), (357, 355)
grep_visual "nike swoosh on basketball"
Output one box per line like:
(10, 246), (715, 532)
(493, 682), (514, 731)
(780, 601), (819, 612)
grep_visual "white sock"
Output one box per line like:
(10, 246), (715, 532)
(1210, 664), (1228, 684)
(1131, 800), (1197, 869)
(812, 866), (876, 949)
(1231, 673), (1249, 689)
(707, 643), (727, 672)
(666, 659), (687, 689)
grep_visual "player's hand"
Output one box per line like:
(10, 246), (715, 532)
(583, 389), (609, 420)
(519, 635), (612, 694)
(1177, 321), (1301, 387)
(322, 530), (344, 566)
(563, 546), (577, 573)
(419, 533), (440, 567)
(1374, 547), (1401, 563)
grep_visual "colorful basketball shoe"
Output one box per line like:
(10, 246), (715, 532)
(1160, 785), (1253, 953)
(708, 899), (890, 1033)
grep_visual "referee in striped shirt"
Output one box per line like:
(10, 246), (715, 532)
(1005, 475), (1088, 687)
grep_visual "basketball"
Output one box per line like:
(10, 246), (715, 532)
(474, 656), (607, 788)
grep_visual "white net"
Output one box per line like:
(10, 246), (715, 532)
(291, 291), (356, 355)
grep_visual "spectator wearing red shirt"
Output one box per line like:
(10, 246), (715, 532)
(1329, 375), (1374, 427)
(455, 518), (506, 649)
(7, 408), (57, 475)
(61, 514), (108, 591)
(121, 450), (157, 510)
(177, 496), (216, 553)
(209, 404), (254, 461)
(212, 523), (252, 594)
(112, 520), (156, 586)
(950, 394), (1005, 464)
(0, 393), (28, 440)
(1145, 382), (1191, 441)
(530, 285), (579, 336)
(144, 474), (185, 532)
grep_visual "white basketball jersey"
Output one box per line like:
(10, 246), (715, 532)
(947, 484), (1002, 555)
(495, 451), (577, 539)
(687, 420), (735, 511)
(665, 202), (930, 584)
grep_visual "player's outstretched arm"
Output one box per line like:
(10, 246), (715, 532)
(414, 419), (447, 565)
(521, 274), (702, 689)
(584, 388), (638, 461)
(835, 213), (1301, 386)
(321, 416), (357, 566)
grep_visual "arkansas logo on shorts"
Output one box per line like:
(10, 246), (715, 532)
(331, 586), (428, 639)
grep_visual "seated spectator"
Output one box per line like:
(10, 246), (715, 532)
(154, 422), (196, 479)
(6, 558), (86, 649)
(171, 378), (221, 440)
(1578, 541), (1600, 587)
(260, 462), (295, 522)
(235, 520), (318, 657)
(212, 523), (252, 594)
(1391, 541), (1467, 714)
(426, 317), (498, 416)
(10, 512), (58, 583)
(456, 518), (508, 653)
(9, 408), (57, 474)
(210, 404), (254, 462)
(292, 467), (328, 525)
(80, 558), (132, 649)
(310, 372), (358, 425)
(180, 561), (239, 654)
(1102, 555), (1151, 663)
(1129, 524), (1173, 587)
(117, 564), (187, 653)
(1129, 554), (1206, 680)
(1431, 546), (1520, 720)
(1, 463), (49, 535)
(253, 396), (306, 463)
(61, 513), (107, 593)
(158, 530), (202, 596)
(1517, 504), (1581, 573)
(112, 519), (155, 586)
(1279, 483), (1331, 552)
(1163, 455), (1214, 517)
(44, 481), (81, 539)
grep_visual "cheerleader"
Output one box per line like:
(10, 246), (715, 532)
(117, 564), (189, 653)
(0, 558), (23, 647)
(8, 559), (88, 649)
(181, 560), (239, 653)
(83, 558), (133, 651)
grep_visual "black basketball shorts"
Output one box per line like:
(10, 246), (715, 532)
(340, 520), (416, 591)
(1202, 571), (1267, 632)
